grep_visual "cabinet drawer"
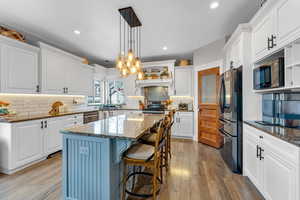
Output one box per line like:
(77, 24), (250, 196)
(262, 131), (299, 165)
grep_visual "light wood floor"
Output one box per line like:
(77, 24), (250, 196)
(0, 140), (263, 200)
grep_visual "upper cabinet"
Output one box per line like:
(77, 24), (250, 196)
(275, 0), (300, 47)
(0, 35), (39, 94)
(174, 67), (193, 96)
(252, 12), (275, 61)
(251, 0), (300, 63)
(39, 43), (93, 96)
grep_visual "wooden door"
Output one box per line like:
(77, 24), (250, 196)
(198, 67), (222, 148)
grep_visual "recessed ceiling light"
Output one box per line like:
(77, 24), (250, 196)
(163, 46), (168, 50)
(210, 1), (219, 9)
(73, 30), (81, 35)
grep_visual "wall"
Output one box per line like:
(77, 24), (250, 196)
(193, 37), (226, 67)
(0, 94), (87, 116)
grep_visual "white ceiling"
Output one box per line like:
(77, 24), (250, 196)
(0, 0), (259, 66)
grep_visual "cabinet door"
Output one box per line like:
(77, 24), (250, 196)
(243, 126), (263, 191)
(275, 0), (300, 47)
(44, 118), (64, 155)
(230, 37), (242, 68)
(41, 48), (66, 94)
(262, 143), (297, 200)
(67, 63), (94, 96)
(1, 44), (38, 93)
(252, 13), (274, 61)
(13, 121), (43, 168)
(174, 68), (193, 96)
(178, 113), (193, 138)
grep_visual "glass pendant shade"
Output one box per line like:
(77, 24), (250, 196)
(130, 65), (137, 74)
(121, 67), (129, 77)
(135, 58), (141, 69)
(116, 56), (124, 70)
(137, 71), (144, 80)
(127, 49), (134, 62)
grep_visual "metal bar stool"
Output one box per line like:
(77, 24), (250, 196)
(122, 119), (167, 200)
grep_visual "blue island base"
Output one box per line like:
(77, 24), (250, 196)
(63, 134), (132, 200)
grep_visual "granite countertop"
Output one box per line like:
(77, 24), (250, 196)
(98, 107), (194, 112)
(244, 121), (300, 147)
(61, 113), (164, 140)
(0, 108), (99, 123)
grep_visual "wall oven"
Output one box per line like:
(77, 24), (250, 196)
(253, 57), (285, 90)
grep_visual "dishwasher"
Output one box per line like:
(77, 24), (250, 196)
(83, 111), (99, 124)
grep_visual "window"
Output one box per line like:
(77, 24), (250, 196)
(106, 80), (125, 105)
(88, 80), (105, 105)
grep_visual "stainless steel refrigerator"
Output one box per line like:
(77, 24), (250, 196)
(219, 66), (243, 174)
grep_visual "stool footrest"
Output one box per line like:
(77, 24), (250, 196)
(125, 171), (161, 198)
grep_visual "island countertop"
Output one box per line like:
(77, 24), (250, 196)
(61, 113), (164, 140)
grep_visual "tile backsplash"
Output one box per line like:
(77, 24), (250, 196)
(170, 97), (194, 110)
(0, 94), (87, 116)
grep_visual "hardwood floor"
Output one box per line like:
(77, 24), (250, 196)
(0, 140), (263, 200)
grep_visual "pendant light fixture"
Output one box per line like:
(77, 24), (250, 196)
(116, 7), (144, 80)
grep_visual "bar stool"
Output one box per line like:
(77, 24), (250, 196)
(122, 119), (167, 200)
(138, 114), (172, 183)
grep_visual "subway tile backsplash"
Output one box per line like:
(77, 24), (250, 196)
(0, 95), (87, 116)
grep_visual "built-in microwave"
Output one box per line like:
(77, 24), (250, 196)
(253, 57), (285, 90)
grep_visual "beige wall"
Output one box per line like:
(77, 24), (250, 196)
(193, 37), (226, 67)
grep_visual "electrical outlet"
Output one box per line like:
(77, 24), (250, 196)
(79, 146), (89, 156)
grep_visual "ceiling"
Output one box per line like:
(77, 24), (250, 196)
(0, 0), (259, 67)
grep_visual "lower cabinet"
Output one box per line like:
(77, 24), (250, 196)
(243, 124), (300, 200)
(14, 120), (44, 169)
(0, 114), (83, 174)
(172, 112), (194, 138)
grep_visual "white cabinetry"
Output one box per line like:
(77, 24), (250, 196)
(172, 112), (194, 138)
(174, 67), (193, 96)
(251, 0), (300, 63)
(0, 114), (83, 174)
(14, 120), (44, 169)
(243, 124), (299, 200)
(252, 13), (275, 61)
(275, 0), (300, 47)
(0, 35), (39, 94)
(40, 43), (93, 95)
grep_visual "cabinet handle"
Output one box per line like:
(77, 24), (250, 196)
(256, 145), (260, 158)
(66, 87), (69, 94)
(259, 135), (263, 139)
(259, 148), (264, 160)
(41, 121), (44, 129)
(36, 85), (40, 93)
(44, 120), (48, 128)
(63, 88), (65, 93)
(268, 37), (272, 50)
(271, 35), (277, 48)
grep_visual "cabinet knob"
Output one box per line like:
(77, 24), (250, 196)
(41, 121), (44, 129)
(44, 120), (48, 128)
(259, 135), (263, 139)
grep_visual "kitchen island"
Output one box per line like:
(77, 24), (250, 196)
(61, 112), (164, 200)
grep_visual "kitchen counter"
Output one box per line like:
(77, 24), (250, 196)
(0, 108), (99, 123)
(244, 121), (300, 147)
(61, 113), (164, 140)
(98, 107), (193, 112)
(61, 112), (163, 200)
